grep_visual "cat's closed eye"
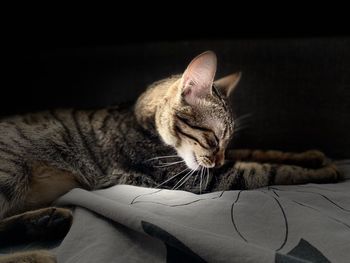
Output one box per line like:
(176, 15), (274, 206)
(204, 133), (219, 149)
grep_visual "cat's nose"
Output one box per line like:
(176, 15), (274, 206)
(214, 150), (225, 167)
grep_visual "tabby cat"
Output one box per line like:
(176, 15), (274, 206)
(0, 51), (341, 262)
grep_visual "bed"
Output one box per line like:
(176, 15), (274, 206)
(2, 160), (347, 262)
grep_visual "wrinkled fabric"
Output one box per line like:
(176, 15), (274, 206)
(53, 160), (350, 263)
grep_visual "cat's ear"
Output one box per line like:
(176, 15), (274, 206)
(181, 51), (217, 104)
(214, 72), (241, 97)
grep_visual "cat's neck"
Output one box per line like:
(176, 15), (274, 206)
(134, 75), (181, 132)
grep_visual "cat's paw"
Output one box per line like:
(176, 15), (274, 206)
(26, 207), (73, 240)
(326, 164), (344, 182)
(312, 164), (344, 184)
(0, 207), (72, 246)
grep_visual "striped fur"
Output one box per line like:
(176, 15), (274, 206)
(0, 51), (343, 261)
(0, 50), (342, 218)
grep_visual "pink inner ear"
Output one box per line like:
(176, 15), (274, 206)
(182, 51), (217, 104)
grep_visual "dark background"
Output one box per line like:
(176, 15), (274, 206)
(3, 33), (350, 158)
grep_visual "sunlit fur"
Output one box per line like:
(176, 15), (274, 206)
(135, 52), (238, 170)
(135, 76), (236, 169)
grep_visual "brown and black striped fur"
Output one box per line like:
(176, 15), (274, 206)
(0, 51), (342, 262)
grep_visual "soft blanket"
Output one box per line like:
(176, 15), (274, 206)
(52, 160), (350, 263)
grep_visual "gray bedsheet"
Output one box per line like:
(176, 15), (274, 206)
(51, 160), (350, 263)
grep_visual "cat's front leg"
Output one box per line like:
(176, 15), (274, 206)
(0, 207), (72, 246)
(210, 161), (342, 191)
(226, 149), (327, 168)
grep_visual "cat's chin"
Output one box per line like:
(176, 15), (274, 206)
(176, 145), (199, 171)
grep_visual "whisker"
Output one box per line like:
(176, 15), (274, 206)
(235, 118), (251, 125)
(176, 170), (198, 190)
(199, 166), (204, 194)
(236, 120), (251, 125)
(205, 168), (210, 189)
(175, 171), (196, 190)
(235, 115), (252, 129)
(192, 168), (199, 187)
(235, 124), (250, 130)
(235, 113), (253, 122)
(172, 169), (194, 190)
(156, 167), (189, 188)
(235, 120), (251, 126)
(234, 115), (252, 133)
(174, 166), (199, 190)
(234, 126), (249, 133)
(154, 160), (185, 168)
(146, 155), (180, 162)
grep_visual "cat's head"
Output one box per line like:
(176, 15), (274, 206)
(155, 51), (241, 170)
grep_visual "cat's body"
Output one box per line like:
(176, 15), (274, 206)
(0, 51), (341, 262)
